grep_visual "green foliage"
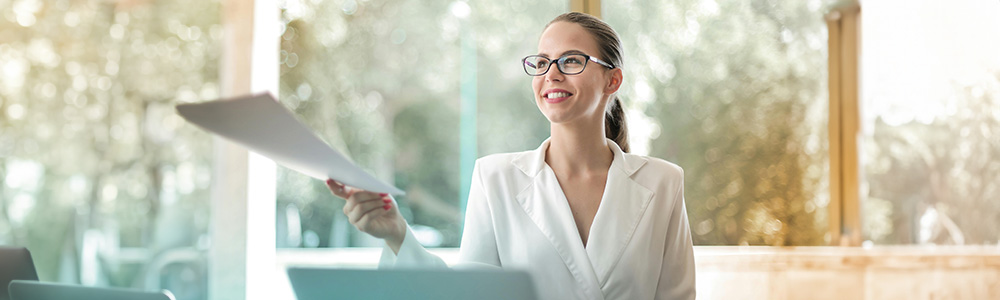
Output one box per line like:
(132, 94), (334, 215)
(864, 78), (1000, 244)
(605, 0), (833, 245)
(0, 0), (219, 296)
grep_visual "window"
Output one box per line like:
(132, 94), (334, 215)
(275, 0), (565, 248)
(861, 0), (1000, 245)
(5, 1), (998, 299)
(0, 0), (220, 299)
(603, 0), (832, 245)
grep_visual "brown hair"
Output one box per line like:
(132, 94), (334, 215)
(547, 12), (629, 153)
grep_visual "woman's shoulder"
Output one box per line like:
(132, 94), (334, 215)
(476, 151), (526, 164)
(473, 150), (533, 175)
(624, 152), (683, 178)
(623, 153), (684, 192)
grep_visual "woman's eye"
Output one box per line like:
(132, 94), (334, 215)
(564, 58), (582, 65)
(537, 61), (549, 69)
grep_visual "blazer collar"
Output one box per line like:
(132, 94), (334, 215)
(511, 138), (648, 178)
(512, 138), (655, 295)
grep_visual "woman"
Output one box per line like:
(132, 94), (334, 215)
(326, 12), (695, 300)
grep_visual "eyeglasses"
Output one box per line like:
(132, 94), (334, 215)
(522, 54), (614, 76)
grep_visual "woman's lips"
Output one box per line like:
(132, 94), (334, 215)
(543, 90), (572, 103)
(545, 94), (570, 103)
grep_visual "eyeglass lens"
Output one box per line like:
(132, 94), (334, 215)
(523, 54), (588, 76)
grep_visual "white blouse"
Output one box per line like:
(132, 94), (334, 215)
(379, 138), (696, 300)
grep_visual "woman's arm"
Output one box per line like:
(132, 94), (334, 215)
(328, 159), (501, 269)
(655, 176), (696, 300)
(325, 179), (446, 268)
(377, 224), (448, 268)
(381, 159), (500, 269)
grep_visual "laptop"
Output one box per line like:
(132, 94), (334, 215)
(287, 267), (538, 300)
(8, 280), (175, 300)
(0, 247), (38, 300)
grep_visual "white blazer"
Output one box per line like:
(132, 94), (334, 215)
(379, 138), (696, 300)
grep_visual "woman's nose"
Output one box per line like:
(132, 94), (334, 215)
(544, 66), (565, 82)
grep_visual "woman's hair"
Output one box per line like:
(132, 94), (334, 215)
(547, 12), (629, 153)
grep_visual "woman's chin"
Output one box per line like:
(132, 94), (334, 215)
(541, 110), (577, 125)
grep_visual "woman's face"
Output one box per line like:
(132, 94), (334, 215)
(533, 21), (620, 126)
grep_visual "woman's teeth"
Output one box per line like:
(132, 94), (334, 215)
(547, 92), (569, 99)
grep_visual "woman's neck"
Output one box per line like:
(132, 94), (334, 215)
(546, 120), (614, 176)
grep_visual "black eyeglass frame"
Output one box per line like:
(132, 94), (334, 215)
(521, 54), (615, 76)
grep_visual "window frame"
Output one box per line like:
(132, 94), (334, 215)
(209, 0), (278, 299)
(826, 2), (862, 247)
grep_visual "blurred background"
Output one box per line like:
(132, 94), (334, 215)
(1, 0), (998, 299)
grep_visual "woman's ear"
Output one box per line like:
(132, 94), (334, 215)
(604, 68), (623, 95)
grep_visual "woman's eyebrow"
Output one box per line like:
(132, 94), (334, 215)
(537, 49), (587, 58)
(558, 50), (587, 57)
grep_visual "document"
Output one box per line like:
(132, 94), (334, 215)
(176, 93), (405, 195)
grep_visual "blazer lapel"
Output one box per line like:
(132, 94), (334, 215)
(585, 140), (653, 288)
(512, 139), (605, 300)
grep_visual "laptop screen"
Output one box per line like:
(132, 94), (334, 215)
(0, 247), (39, 300)
(8, 281), (174, 300)
(287, 267), (538, 300)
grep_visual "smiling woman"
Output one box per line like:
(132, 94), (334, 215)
(315, 11), (696, 300)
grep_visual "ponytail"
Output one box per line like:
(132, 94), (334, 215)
(605, 96), (629, 153)
(550, 12), (629, 152)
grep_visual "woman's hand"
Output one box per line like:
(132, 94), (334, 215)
(325, 179), (407, 253)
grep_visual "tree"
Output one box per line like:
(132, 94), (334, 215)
(0, 0), (219, 297)
(864, 75), (1000, 245)
(606, 0), (832, 245)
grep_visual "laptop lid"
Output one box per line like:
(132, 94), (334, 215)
(8, 280), (174, 300)
(287, 267), (538, 300)
(0, 247), (38, 300)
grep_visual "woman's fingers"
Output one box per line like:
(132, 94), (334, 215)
(325, 179), (356, 199)
(343, 191), (386, 209)
(327, 180), (394, 234)
(325, 179), (345, 198)
(348, 199), (392, 225)
(355, 204), (392, 229)
(345, 193), (392, 224)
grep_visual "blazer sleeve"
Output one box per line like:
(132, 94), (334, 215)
(378, 224), (448, 269)
(655, 173), (696, 300)
(456, 160), (502, 267)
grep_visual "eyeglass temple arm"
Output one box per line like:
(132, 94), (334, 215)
(588, 56), (614, 69)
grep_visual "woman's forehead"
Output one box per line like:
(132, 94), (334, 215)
(537, 21), (599, 57)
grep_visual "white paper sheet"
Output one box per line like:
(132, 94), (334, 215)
(176, 93), (405, 195)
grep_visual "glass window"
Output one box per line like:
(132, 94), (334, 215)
(0, 0), (220, 299)
(276, 0), (565, 248)
(603, 0), (832, 245)
(861, 0), (1000, 245)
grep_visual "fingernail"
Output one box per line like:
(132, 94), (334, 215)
(383, 204), (391, 210)
(379, 193), (388, 196)
(383, 198), (391, 203)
